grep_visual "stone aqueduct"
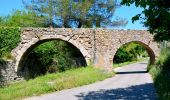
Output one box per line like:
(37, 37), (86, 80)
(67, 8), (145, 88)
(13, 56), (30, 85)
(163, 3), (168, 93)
(1, 28), (160, 83)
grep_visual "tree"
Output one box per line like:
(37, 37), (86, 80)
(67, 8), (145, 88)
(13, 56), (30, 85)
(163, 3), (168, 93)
(88, 0), (127, 27)
(0, 16), (5, 26)
(0, 10), (48, 27)
(22, 0), (57, 27)
(121, 0), (170, 41)
(56, 0), (127, 28)
(55, 0), (94, 28)
(113, 42), (147, 63)
(0, 16), (10, 27)
(23, 0), (127, 28)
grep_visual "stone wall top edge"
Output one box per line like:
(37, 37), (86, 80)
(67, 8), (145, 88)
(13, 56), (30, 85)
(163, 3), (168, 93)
(21, 28), (148, 32)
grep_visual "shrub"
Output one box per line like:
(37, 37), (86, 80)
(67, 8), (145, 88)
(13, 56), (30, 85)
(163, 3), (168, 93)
(157, 48), (170, 72)
(23, 40), (86, 79)
(113, 42), (147, 63)
(149, 48), (170, 100)
(0, 27), (21, 59)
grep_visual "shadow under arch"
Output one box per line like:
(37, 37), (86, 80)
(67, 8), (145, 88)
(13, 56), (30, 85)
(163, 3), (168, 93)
(113, 41), (156, 65)
(16, 38), (88, 74)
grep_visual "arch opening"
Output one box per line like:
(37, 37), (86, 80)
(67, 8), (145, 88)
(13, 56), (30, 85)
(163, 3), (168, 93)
(113, 41), (155, 67)
(17, 39), (87, 79)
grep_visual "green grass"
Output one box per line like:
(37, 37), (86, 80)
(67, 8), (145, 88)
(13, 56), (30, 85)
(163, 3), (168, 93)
(0, 67), (114, 100)
(113, 58), (148, 68)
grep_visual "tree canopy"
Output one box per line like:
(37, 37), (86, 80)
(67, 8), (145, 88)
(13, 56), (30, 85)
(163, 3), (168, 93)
(121, 0), (170, 42)
(22, 0), (127, 28)
(0, 10), (48, 27)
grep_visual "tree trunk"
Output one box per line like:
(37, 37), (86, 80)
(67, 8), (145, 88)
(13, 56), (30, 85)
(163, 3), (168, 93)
(78, 22), (82, 28)
(96, 20), (101, 27)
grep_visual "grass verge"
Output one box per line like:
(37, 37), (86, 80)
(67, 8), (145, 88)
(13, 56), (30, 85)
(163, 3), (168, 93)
(0, 66), (114, 100)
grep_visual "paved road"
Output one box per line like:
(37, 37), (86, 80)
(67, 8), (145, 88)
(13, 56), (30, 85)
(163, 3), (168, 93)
(24, 62), (157, 100)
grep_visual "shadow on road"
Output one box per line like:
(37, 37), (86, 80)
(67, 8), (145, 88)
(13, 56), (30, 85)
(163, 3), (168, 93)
(116, 71), (147, 74)
(75, 83), (157, 100)
(139, 62), (148, 64)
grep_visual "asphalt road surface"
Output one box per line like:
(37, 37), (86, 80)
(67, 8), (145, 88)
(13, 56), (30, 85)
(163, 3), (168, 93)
(24, 62), (157, 100)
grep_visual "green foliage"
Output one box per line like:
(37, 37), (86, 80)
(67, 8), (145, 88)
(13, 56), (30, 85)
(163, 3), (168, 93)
(56, 0), (94, 27)
(113, 58), (148, 68)
(88, 0), (127, 28)
(113, 42), (147, 63)
(33, 40), (75, 71)
(0, 67), (114, 100)
(23, 0), (58, 27)
(23, 40), (86, 79)
(0, 16), (8, 26)
(121, 0), (170, 41)
(0, 27), (21, 58)
(150, 67), (170, 100)
(157, 48), (170, 72)
(1, 10), (48, 27)
(23, 0), (127, 28)
(149, 48), (170, 100)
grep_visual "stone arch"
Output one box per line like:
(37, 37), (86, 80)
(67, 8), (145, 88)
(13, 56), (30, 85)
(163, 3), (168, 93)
(112, 41), (156, 65)
(12, 35), (90, 72)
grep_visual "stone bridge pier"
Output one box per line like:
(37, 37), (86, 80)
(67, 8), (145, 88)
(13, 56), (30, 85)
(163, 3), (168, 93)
(1, 28), (160, 83)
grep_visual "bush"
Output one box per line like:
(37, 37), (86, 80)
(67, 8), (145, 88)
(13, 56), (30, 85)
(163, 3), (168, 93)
(23, 40), (86, 79)
(0, 27), (21, 59)
(157, 48), (170, 72)
(149, 48), (170, 100)
(150, 66), (170, 100)
(113, 42), (147, 63)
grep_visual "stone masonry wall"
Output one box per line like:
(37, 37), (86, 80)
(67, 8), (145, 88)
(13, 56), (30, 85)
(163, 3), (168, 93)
(0, 60), (23, 86)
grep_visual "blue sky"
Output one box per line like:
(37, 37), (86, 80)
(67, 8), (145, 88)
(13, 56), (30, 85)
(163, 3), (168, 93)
(0, 0), (146, 30)
(0, 0), (24, 16)
(114, 4), (146, 30)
